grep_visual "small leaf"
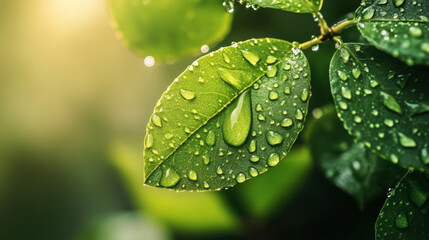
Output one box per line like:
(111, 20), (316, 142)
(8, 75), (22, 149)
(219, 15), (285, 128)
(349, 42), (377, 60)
(144, 38), (311, 191)
(240, 0), (323, 13)
(375, 171), (429, 240)
(330, 43), (429, 171)
(355, 0), (429, 65)
(107, 0), (233, 61)
(307, 106), (406, 208)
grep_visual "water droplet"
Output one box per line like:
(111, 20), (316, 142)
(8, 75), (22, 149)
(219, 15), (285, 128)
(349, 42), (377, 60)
(248, 139), (257, 153)
(145, 134), (153, 148)
(394, 0), (405, 7)
(300, 88), (309, 102)
(222, 0), (235, 13)
(405, 101), (429, 116)
(362, 7), (375, 20)
(284, 64), (291, 70)
(144, 56), (155, 67)
(266, 131), (283, 146)
(256, 104), (263, 112)
(340, 48), (350, 62)
(295, 109), (304, 120)
(284, 87), (291, 95)
(421, 42), (429, 53)
(381, 91), (403, 114)
(337, 70), (348, 81)
(370, 80), (379, 88)
(409, 26), (422, 37)
(206, 130), (216, 146)
(152, 114), (162, 127)
(398, 132), (417, 148)
(180, 89), (196, 100)
(202, 155), (210, 165)
(222, 53), (230, 63)
(266, 55), (277, 64)
(409, 181), (428, 208)
(218, 68), (247, 89)
(266, 65), (277, 77)
(201, 45), (210, 53)
(354, 116), (362, 123)
(188, 170), (197, 181)
(421, 148), (429, 164)
(160, 168), (181, 187)
(391, 154), (399, 164)
(281, 118), (293, 127)
(236, 173), (246, 183)
(249, 167), (259, 177)
(395, 213), (409, 229)
(339, 101), (348, 110)
(311, 44), (319, 51)
(341, 87), (352, 100)
(250, 155), (260, 163)
(241, 50), (260, 66)
(216, 167), (223, 175)
(268, 153), (280, 167)
(222, 90), (252, 147)
(352, 68), (361, 79)
(269, 91), (279, 100)
(384, 119), (394, 127)
(164, 133), (173, 139)
(204, 182), (210, 188)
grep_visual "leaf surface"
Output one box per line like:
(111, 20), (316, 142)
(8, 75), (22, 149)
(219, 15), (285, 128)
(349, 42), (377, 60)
(144, 38), (311, 191)
(107, 0), (232, 61)
(307, 106), (405, 208)
(375, 171), (429, 240)
(330, 43), (429, 172)
(355, 0), (429, 65)
(241, 0), (323, 13)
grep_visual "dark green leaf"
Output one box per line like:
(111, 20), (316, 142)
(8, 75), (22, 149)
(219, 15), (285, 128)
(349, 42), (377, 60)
(355, 0), (429, 65)
(235, 146), (312, 219)
(330, 43), (429, 171)
(375, 171), (429, 240)
(107, 0), (233, 61)
(307, 105), (406, 208)
(143, 38), (311, 191)
(110, 142), (239, 232)
(241, 0), (323, 13)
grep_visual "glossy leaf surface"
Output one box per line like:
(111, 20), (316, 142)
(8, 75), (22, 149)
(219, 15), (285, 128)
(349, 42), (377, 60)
(107, 0), (232, 61)
(330, 43), (429, 172)
(375, 171), (429, 240)
(241, 0), (323, 13)
(355, 0), (429, 65)
(308, 106), (405, 208)
(144, 38), (311, 191)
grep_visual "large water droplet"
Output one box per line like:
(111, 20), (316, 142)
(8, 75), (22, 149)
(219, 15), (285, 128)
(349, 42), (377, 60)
(160, 168), (181, 187)
(145, 134), (153, 148)
(337, 70), (348, 81)
(268, 153), (280, 167)
(152, 114), (162, 127)
(236, 173), (246, 183)
(222, 0), (235, 13)
(217, 68), (247, 89)
(409, 181), (428, 208)
(341, 87), (352, 100)
(394, 0), (405, 7)
(301, 88), (309, 102)
(395, 213), (409, 229)
(398, 132), (417, 148)
(222, 90), (252, 147)
(352, 68), (361, 79)
(281, 118), (293, 127)
(405, 101), (429, 116)
(188, 170), (197, 181)
(248, 139), (257, 153)
(266, 65), (277, 77)
(180, 89), (196, 100)
(206, 130), (216, 146)
(409, 26), (422, 38)
(266, 55), (277, 64)
(216, 166), (223, 175)
(362, 7), (375, 20)
(295, 109), (304, 120)
(381, 91), (403, 114)
(266, 131), (283, 146)
(241, 50), (260, 66)
(421, 148), (429, 165)
(249, 167), (259, 177)
(269, 91), (279, 100)
(250, 155), (260, 163)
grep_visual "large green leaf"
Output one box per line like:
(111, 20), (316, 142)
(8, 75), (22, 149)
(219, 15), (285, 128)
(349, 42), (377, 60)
(110, 142), (239, 233)
(355, 0), (429, 65)
(330, 43), (429, 172)
(375, 171), (429, 240)
(235, 146), (312, 219)
(307, 106), (405, 208)
(240, 0), (323, 13)
(144, 38), (311, 191)
(107, 0), (232, 61)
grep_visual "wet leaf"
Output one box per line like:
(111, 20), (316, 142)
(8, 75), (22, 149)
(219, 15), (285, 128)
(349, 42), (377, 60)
(355, 0), (429, 65)
(307, 106), (406, 209)
(375, 171), (429, 240)
(144, 38), (311, 191)
(107, 0), (233, 61)
(330, 43), (429, 172)
(240, 0), (323, 13)
(110, 142), (239, 233)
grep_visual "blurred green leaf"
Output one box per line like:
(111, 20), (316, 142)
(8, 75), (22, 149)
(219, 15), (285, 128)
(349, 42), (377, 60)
(110, 142), (239, 234)
(355, 0), (429, 65)
(143, 38), (311, 191)
(330, 43), (429, 171)
(241, 0), (323, 13)
(107, 0), (233, 61)
(307, 106), (405, 208)
(375, 171), (429, 240)
(235, 146), (312, 219)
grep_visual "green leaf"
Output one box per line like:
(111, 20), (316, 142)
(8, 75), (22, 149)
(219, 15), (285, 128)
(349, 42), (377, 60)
(329, 43), (429, 172)
(307, 105), (406, 208)
(144, 38), (311, 191)
(355, 0), (429, 65)
(235, 146), (312, 219)
(240, 0), (323, 13)
(375, 171), (429, 240)
(110, 142), (239, 233)
(107, 0), (233, 61)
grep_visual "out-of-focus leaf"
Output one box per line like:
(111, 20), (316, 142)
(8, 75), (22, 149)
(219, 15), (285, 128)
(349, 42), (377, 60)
(355, 0), (429, 65)
(330, 43), (429, 172)
(307, 106), (405, 208)
(375, 171), (429, 240)
(143, 38), (311, 191)
(107, 0), (233, 61)
(240, 0), (323, 13)
(110, 142), (239, 234)
(235, 146), (312, 220)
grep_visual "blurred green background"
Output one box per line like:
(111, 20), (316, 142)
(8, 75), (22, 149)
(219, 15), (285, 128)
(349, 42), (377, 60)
(0, 0), (386, 239)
